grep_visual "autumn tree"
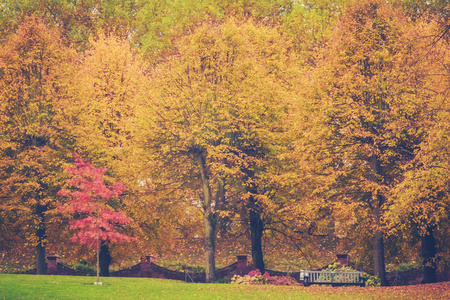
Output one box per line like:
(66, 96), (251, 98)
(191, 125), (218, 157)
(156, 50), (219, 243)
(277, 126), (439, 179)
(138, 19), (296, 281)
(0, 15), (75, 274)
(58, 153), (136, 280)
(70, 34), (144, 168)
(306, 0), (436, 285)
(67, 33), (154, 264)
(385, 19), (450, 283)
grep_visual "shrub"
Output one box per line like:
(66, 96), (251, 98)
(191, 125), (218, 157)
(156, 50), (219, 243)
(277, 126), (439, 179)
(231, 269), (266, 285)
(216, 278), (231, 284)
(180, 264), (205, 274)
(396, 263), (421, 273)
(231, 269), (299, 286)
(74, 260), (94, 274)
(364, 274), (381, 286)
(326, 262), (354, 272)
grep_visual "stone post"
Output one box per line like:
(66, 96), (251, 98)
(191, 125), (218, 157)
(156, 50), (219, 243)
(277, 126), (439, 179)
(139, 255), (154, 277)
(236, 255), (248, 275)
(47, 256), (60, 275)
(336, 254), (349, 266)
(236, 255), (248, 268)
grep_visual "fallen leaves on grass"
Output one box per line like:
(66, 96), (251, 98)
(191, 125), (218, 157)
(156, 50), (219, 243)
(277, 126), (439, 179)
(307, 282), (450, 299)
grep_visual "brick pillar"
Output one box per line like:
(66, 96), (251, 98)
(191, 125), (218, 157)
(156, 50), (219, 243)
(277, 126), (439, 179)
(235, 255), (249, 275)
(47, 256), (60, 275)
(140, 255), (154, 277)
(337, 254), (349, 266)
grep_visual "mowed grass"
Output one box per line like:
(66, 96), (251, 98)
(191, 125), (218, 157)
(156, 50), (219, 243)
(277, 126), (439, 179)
(0, 274), (449, 300)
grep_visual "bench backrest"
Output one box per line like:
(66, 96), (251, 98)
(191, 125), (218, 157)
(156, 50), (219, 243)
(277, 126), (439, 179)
(300, 270), (363, 284)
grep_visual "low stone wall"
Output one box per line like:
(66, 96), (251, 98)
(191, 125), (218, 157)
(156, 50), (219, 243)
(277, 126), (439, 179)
(24, 256), (93, 276)
(110, 255), (259, 283)
(215, 255), (254, 280)
(41, 255), (262, 282)
(387, 268), (450, 286)
(109, 262), (141, 277)
(24, 254), (449, 286)
(24, 255), (308, 283)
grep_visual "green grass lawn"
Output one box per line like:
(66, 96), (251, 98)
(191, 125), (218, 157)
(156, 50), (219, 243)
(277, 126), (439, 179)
(0, 274), (448, 300)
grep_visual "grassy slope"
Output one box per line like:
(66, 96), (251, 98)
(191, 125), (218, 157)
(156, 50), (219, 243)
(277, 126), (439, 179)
(0, 274), (448, 300)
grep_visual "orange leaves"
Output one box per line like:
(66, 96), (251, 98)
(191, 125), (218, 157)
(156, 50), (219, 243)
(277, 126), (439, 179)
(297, 0), (450, 281)
(0, 16), (77, 267)
(144, 19), (296, 180)
(1, 0), (449, 277)
(310, 0), (431, 199)
(301, 0), (447, 282)
(138, 18), (298, 281)
(304, 282), (450, 298)
(70, 34), (145, 162)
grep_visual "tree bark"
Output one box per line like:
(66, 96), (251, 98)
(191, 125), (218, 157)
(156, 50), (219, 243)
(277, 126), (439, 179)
(99, 241), (111, 277)
(204, 212), (216, 283)
(36, 239), (46, 275)
(249, 202), (265, 273)
(196, 152), (217, 283)
(373, 228), (388, 286)
(246, 172), (265, 273)
(368, 156), (388, 286)
(422, 226), (437, 284)
(36, 204), (46, 275)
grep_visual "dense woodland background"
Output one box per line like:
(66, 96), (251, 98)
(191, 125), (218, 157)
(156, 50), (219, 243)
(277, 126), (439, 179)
(1, 0), (450, 285)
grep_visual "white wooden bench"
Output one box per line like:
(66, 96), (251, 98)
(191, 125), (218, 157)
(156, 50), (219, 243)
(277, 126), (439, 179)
(300, 270), (365, 287)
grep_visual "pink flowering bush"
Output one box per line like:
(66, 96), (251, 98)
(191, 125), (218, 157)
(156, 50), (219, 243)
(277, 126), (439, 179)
(231, 269), (265, 285)
(231, 269), (299, 286)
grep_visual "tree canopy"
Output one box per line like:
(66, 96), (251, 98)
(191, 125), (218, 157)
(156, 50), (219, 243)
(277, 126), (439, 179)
(1, 0), (449, 285)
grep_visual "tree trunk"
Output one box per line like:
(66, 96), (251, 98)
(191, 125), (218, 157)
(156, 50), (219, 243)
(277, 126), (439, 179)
(249, 203), (265, 273)
(246, 172), (265, 273)
(36, 205), (46, 275)
(372, 195), (388, 286)
(368, 156), (388, 286)
(36, 239), (46, 275)
(422, 226), (437, 284)
(204, 211), (216, 283)
(99, 241), (111, 277)
(373, 228), (388, 286)
(196, 152), (217, 283)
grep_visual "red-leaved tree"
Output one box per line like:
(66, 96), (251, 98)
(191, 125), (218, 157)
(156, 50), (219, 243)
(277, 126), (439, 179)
(58, 153), (135, 282)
